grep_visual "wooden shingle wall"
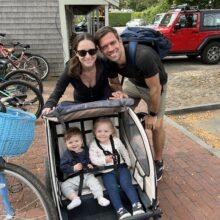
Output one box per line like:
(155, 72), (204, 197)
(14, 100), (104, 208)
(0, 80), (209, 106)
(0, 0), (64, 76)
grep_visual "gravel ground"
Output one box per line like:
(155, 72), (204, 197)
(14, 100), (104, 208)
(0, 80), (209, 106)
(166, 69), (220, 109)
(165, 68), (220, 152)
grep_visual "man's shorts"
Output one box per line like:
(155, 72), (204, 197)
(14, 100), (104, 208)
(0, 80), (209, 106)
(123, 78), (167, 118)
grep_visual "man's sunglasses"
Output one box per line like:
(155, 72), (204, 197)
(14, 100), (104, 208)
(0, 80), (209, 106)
(76, 48), (97, 57)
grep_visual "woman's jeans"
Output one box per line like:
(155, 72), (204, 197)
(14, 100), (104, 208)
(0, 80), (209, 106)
(0, 173), (14, 216)
(102, 167), (139, 211)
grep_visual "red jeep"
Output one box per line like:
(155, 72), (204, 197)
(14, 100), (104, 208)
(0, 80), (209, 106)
(155, 4), (220, 64)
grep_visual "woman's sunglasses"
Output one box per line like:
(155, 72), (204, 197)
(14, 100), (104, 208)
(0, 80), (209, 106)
(76, 48), (97, 57)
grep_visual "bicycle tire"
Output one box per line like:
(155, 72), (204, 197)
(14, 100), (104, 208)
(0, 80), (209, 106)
(0, 162), (59, 220)
(4, 69), (43, 93)
(0, 80), (44, 118)
(24, 54), (49, 80)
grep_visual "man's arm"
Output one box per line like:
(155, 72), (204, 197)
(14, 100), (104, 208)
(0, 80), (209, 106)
(144, 73), (161, 130)
(145, 73), (161, 113)
(109, 76), (128, 99)
(109, 76), (122, 91)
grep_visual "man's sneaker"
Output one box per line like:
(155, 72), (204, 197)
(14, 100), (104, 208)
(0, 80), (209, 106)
(117, 207), (131, 219)
(132, 202), (145, 216)
(155, 160), (164, 181)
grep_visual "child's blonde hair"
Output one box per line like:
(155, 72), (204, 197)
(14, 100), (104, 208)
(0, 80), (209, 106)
(93, 117), (116, 136)
(64, 127), (82, 142)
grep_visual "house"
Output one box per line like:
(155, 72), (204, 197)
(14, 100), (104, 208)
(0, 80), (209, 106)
(0, 0), (119, 76)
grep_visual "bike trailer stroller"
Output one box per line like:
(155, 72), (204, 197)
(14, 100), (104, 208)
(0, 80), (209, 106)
(43, 99), (162, 220)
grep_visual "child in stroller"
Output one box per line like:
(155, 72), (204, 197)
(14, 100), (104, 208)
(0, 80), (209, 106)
(60, 127), (110, 210)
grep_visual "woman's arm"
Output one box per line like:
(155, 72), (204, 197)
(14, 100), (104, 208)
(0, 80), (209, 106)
(42, 65), (72, 113)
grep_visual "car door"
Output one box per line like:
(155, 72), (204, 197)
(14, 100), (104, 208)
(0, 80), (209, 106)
(170, 12), (200, 52)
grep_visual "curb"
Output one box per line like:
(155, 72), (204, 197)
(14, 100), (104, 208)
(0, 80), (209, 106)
(165, 116), (220, 159)
(165, 103), (220, 115)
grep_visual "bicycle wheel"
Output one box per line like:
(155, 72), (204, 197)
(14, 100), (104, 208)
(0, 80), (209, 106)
(0, 162), (58, 220)
(24, 55), (49, 80)
(0, 80), (44, 118)
(4, 69), (43, 93)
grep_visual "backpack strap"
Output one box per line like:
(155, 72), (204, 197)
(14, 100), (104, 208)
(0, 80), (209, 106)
(121, 41), (137, 86)
(127, 41), (138, 66)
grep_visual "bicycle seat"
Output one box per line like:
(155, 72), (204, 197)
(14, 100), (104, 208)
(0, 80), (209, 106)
(0, 58), (10, 65)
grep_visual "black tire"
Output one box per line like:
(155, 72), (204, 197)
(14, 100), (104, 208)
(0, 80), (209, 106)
(0, 80), (44, 118)
(0, 162), (58, 220)
(4, 69), (43, 93)
(24, 54), (49, 80)
(201, 42), (220, 64)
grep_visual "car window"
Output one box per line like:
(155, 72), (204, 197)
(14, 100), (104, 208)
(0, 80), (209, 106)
(203, 13), (220, 26)
(176, 14), (198, 28)
(160, 13), (177, 27)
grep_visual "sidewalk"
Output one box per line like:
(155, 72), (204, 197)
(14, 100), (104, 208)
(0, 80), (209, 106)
(9, 79), (220, 220)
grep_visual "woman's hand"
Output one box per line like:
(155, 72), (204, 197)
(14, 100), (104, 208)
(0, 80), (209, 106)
(110, 91), (128, 100)
(42, 107), (55, 115)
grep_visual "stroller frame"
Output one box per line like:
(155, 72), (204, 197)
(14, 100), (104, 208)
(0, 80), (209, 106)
(44, 99), (162, 220)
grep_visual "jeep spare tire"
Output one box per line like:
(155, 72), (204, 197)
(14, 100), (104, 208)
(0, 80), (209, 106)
(201, 42), (220, 64)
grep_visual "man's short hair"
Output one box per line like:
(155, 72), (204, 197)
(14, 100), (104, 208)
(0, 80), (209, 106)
(95, 26), (119, 47)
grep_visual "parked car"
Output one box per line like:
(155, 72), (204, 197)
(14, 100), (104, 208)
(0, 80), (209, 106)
(126, 18), (146, 27)
(74, 20), (87, 32)
(155, 4), (220, 64)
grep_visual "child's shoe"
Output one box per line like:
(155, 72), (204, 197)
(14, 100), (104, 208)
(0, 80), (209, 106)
(117, 207), (131, 219)
(132, 202), (145, 215)
(97, 197), (110, 206)
(67, 197), (81, 210)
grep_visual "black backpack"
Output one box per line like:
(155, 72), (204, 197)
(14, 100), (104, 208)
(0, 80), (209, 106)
(120, 27), (172, 65)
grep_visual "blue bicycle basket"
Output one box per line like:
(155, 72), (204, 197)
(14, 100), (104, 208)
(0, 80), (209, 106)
(0, 108), (36, 157)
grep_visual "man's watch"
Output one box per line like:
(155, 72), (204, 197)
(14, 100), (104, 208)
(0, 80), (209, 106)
(149, 111), (158, 117)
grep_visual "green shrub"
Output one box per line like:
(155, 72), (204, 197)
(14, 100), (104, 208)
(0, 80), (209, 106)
(109, 12), (132, 26)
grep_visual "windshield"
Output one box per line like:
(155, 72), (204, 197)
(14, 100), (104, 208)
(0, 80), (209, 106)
(153, 14), (164, 25)
(160, 13), (177, 27)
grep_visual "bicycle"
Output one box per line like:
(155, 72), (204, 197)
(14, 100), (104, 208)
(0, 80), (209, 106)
(0, 80), (44, 118)
(0, 101), (58, 219)
(0, 40), (49, 81)
(10, 42), (50, 80)
(0, 57), (43, 93)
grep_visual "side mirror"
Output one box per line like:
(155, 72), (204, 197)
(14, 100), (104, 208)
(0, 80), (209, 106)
(173, 23), (181, 33)
(174, 24), (181, 29)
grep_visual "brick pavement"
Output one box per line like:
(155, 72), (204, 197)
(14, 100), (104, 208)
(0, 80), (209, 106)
(8, 79), (220, 220)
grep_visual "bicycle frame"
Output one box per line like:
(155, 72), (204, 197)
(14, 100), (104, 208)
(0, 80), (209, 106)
(0, 44), (39, 73)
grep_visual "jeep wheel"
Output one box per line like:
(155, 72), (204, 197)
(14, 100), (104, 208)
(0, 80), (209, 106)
(201, 42), (220, 64)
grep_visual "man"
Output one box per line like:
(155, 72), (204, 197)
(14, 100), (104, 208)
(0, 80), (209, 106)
(95, 26), (168, 181)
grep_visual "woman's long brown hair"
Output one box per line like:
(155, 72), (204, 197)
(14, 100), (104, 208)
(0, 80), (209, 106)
(69, 33), (96, 77)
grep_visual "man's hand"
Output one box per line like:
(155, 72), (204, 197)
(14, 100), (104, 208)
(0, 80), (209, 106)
(110, 91), (128, 99)
(145, 115), (157, 130)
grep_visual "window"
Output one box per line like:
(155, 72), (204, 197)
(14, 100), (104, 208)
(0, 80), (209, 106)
(204, 13), (220, 26)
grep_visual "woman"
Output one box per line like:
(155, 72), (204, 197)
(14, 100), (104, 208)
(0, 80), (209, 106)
(42, 33), (113, 115)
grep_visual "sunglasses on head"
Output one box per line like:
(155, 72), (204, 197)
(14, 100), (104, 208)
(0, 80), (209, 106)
(76, 48), (97, 57)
